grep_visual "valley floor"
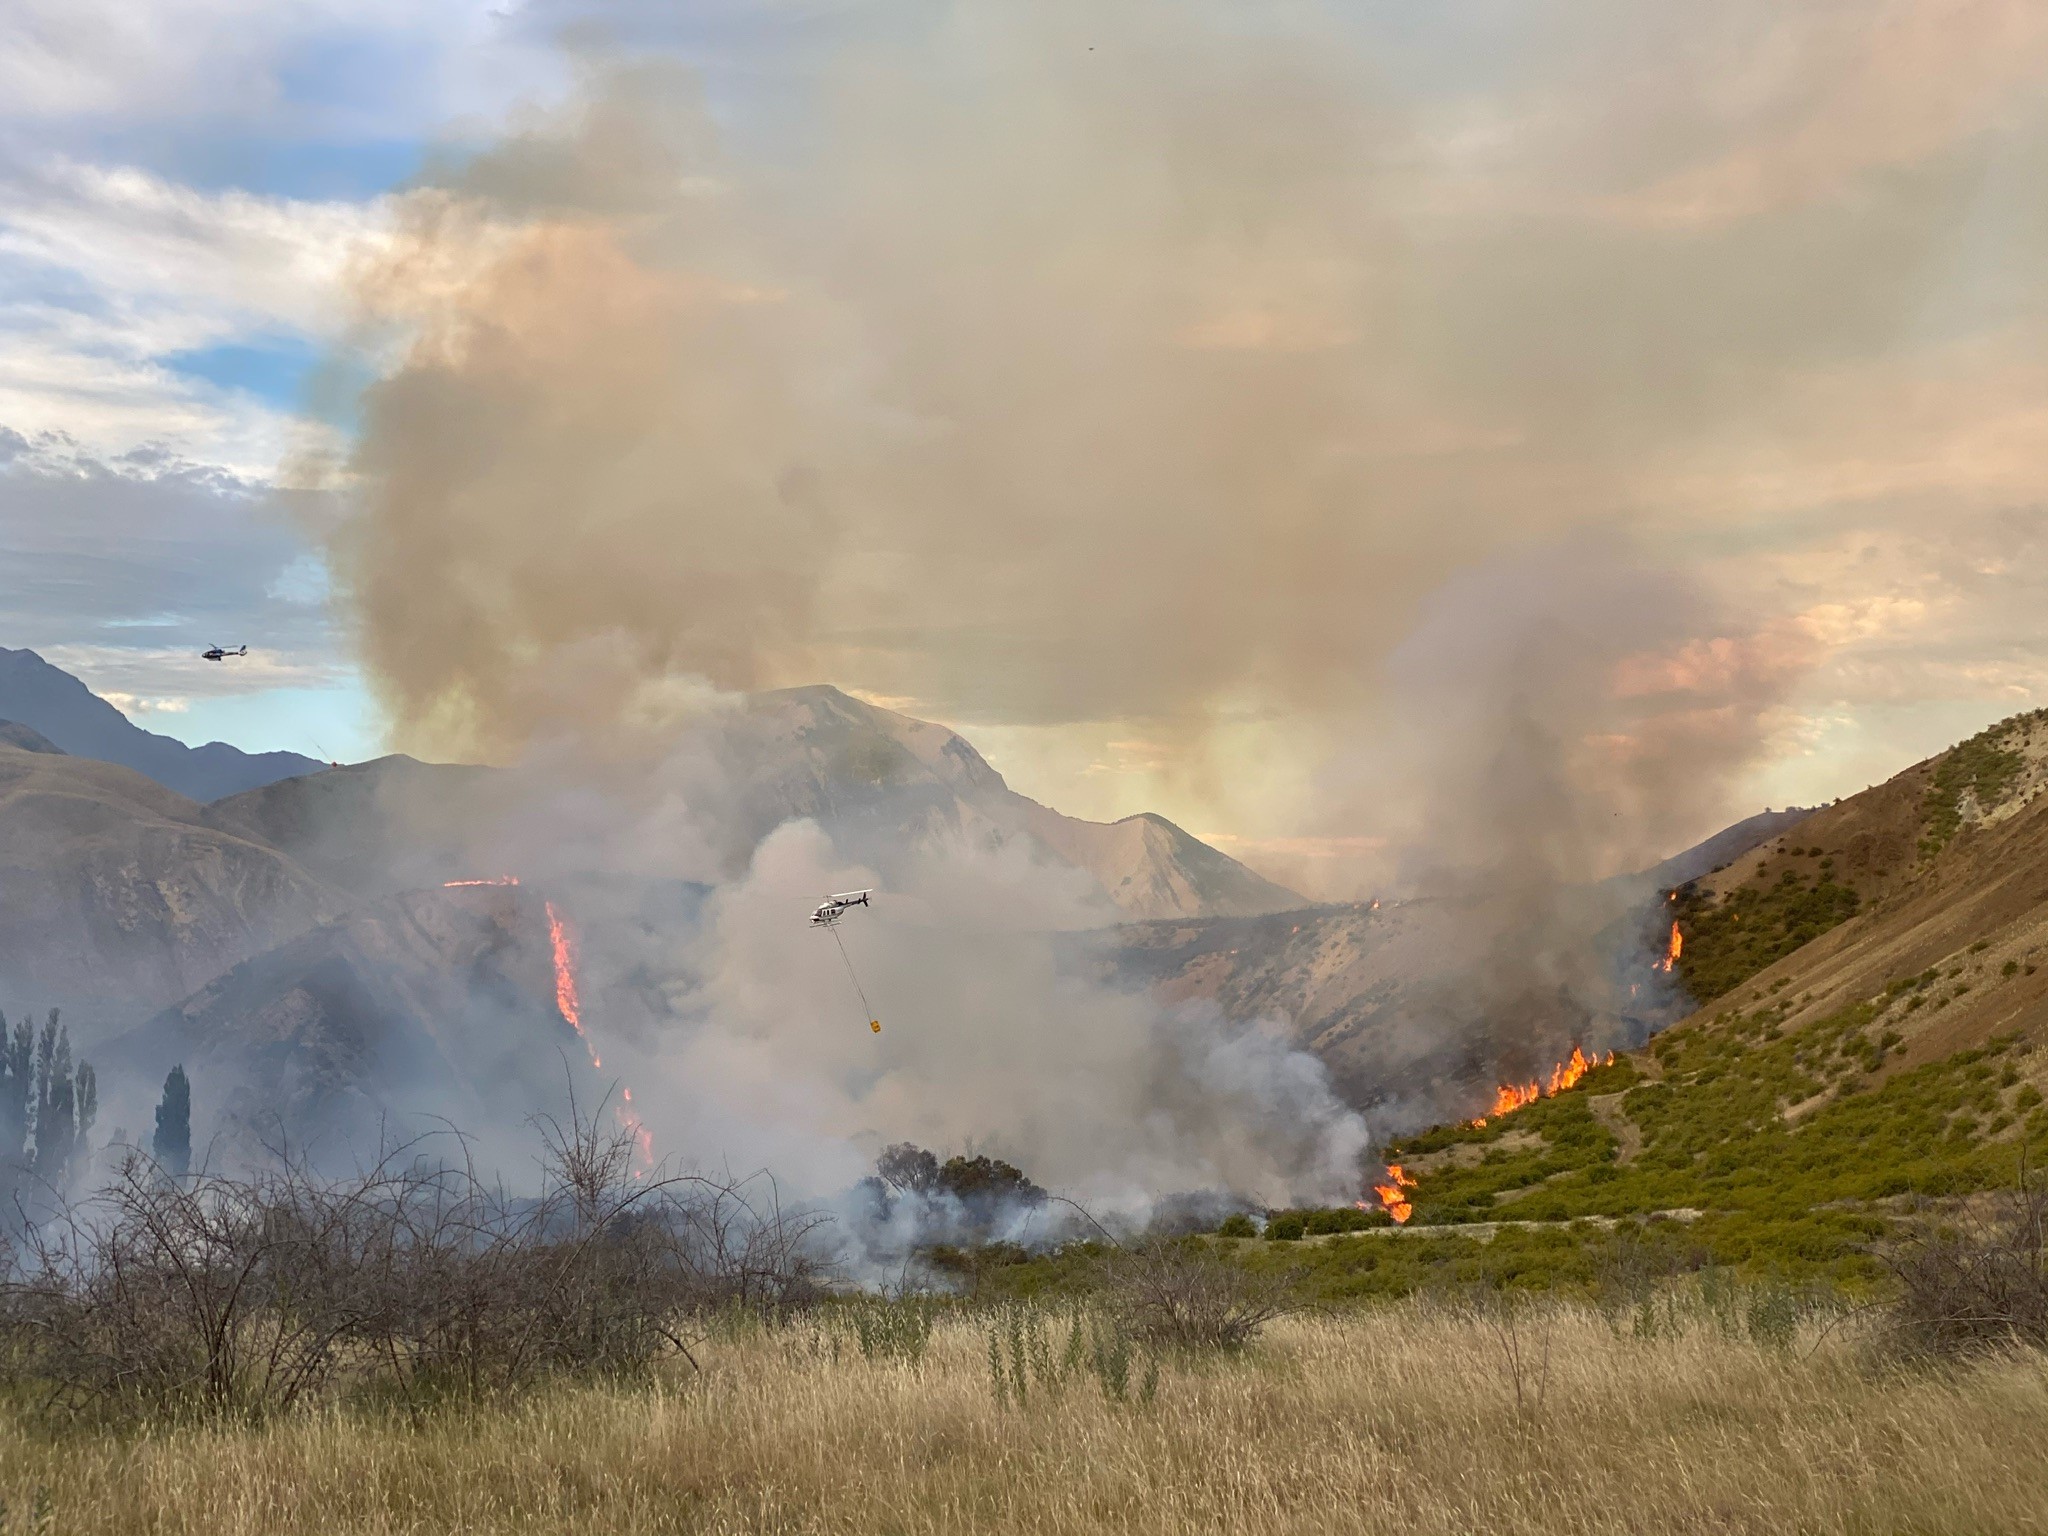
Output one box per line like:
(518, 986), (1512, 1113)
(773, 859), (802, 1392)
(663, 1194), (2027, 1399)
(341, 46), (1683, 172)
(7, 1304), (2046, 1535)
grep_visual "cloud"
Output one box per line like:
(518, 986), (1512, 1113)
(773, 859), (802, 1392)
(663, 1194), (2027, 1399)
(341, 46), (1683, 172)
(0, 158), (396, 469)
(0, 439), (349, 704)
(0, 0), (546, 133)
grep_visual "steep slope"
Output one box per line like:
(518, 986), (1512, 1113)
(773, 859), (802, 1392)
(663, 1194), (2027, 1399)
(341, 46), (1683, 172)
(118, 885), (587, 1158)
(0, 721), (63, 754)
(1625, 806), (1817, 894)
(0, 647), (322, 801)
(1349, 713), (2048, 1281)
(1674, 708), (2048, 1003)
(0, 743), (347, 1029)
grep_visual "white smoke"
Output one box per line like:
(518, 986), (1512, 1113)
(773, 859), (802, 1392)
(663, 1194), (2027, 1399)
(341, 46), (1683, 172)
(562, 817), (1369, 1213)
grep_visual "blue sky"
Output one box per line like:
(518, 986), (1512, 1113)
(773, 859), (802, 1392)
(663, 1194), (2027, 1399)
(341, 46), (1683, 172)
(0, 0), (569, 760)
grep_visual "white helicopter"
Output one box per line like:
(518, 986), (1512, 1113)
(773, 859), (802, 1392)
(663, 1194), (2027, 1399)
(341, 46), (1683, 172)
(808, 890), (880, 1032)
(808, 890), (872, 928)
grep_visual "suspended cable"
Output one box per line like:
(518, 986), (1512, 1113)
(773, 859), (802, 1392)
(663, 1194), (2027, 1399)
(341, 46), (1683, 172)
(829, 919), (881, 1033)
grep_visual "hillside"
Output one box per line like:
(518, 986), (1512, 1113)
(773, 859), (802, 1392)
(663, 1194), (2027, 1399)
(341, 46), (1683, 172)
(207, 754), (505, 898)
(1673, 708), (2048, 1003)
(0, 742), (347, 1030)
(0, 646), (323, 801)
(118, 885), (588, 1156)
(712, 687), (1305, 920)
(1355, 709), (2048, 1280)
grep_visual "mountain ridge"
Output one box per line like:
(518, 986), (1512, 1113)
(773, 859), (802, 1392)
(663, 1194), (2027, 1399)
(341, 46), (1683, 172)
(0, 647), (324, 802)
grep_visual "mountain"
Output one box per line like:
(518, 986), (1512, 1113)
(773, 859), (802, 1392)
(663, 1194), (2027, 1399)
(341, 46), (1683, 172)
(0, 646), (323, 802)
(117, 885), (585, 1158)
(211, 685), (1305, 922)
(1622, 806), (1817, 894)
(1668, 707), (2048, 1039)
(717, 687), (1305, 921)
(0, 741), (347, 1030)
(1669, 709), (2048, 1006)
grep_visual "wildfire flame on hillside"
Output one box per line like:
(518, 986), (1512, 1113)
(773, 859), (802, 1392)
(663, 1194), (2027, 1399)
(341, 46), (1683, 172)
(1658, 919), (1682, 974)
(1471, 1043), (1614, 1127)
(444, 876), (520, 887)
(546, 900), (594, 1066)
(1371, 1163), (1417, 1224)
(545, 899), (655, 1176)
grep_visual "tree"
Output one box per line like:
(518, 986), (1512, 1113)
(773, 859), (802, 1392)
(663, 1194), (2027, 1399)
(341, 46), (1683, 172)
(32, 1011), (74, 1180)
(877, 1142), (941, 1195)
(937, 1154), (1045, 1209)
(21, 1010), (95, 1187)
(0, 1010), (31, 1163)
(153, 1065), (192, 1177)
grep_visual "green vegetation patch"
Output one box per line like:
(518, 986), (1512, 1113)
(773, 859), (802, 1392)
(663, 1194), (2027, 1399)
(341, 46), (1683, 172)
(1920, 711), (2040, 858)
(1379, 1001), (2047, 1284)
(1673, 870), (1860, 1002)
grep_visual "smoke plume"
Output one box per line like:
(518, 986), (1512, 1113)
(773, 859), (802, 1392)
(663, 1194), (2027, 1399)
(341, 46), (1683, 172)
(300, 1), (2000, 1190)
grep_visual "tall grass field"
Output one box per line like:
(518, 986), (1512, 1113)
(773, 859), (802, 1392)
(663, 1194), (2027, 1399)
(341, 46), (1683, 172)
(6, 1298), (2045, 1535)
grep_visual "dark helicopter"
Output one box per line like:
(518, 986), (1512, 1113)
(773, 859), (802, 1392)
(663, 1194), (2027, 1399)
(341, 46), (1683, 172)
(201, 645), (248, 662)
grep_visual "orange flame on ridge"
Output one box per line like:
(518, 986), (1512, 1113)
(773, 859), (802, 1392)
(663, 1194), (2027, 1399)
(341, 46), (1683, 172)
(1471, 1044), (1615, 1127)
(1658, 920), (1682, 974)
(444, 876), (520, 887)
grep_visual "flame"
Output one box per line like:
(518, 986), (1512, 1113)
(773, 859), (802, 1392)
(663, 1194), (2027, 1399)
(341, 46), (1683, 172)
(545, 899), (655, 1177)
(1657, 919), (1683, 973)
(1472, 1044), (1616, 1126)
(1370, 1163), (1417, 1224)
(546, 900), (591, 1061)
(444, 875), (520, 887)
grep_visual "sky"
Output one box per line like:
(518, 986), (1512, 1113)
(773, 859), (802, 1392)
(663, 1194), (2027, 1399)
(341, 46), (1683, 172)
(5, 1), (2048, 898)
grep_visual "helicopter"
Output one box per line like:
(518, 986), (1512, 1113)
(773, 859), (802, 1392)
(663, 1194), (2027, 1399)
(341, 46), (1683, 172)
(808, 891), (881, 1032)
(201, 645), (248, 662)
(808, 890), (872, 927)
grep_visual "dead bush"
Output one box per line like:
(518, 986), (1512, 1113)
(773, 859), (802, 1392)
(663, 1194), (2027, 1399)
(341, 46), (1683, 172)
(1100, 1242), (1303, 1352)
(0, 1098), (828, 1420)
(1881, 1166), (2048, 1360)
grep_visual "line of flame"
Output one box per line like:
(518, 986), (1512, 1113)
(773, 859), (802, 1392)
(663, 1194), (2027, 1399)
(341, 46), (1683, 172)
(1470, 1043), (1614, 1127)
(444, 876), (520, 887)
(545, 899), (654, 1176)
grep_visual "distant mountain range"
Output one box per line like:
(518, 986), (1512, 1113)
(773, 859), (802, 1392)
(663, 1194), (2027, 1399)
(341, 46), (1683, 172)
(0, 661), (1304, 1084)
(205, 685), (1306, 924)
(7, 649), (1921, 1157)
(0, 647), (323, 801)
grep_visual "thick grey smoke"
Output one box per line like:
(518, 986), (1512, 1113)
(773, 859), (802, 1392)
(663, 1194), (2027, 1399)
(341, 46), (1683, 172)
(1318, 537), (1818, 1104)
(441, 780), (1373, 1210)
(295, 0), (2047, 1186)
(610, 820), (1369, 1208)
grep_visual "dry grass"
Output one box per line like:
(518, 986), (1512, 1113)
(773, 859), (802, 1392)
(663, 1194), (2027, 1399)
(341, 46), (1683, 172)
(4, 1304), (2047, 1534)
